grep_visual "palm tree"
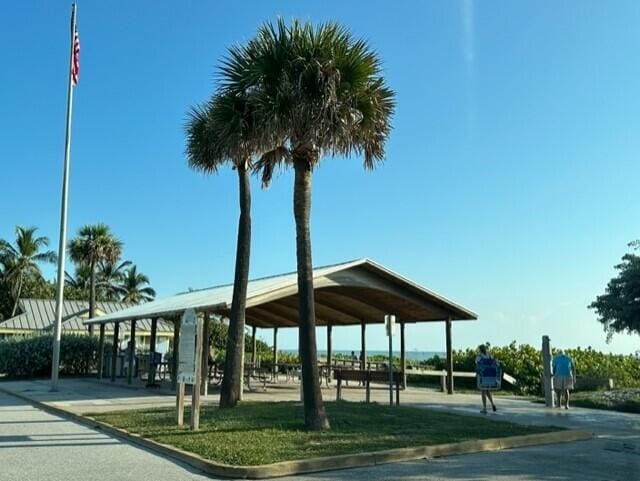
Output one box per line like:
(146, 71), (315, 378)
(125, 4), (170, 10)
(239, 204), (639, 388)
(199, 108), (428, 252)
(118, 265), (155, 303)
(186, 90), (257, 408)
(98, 259), (131, 300)
(65, 264), (92, 292)
(221, 19), (395, 429)
(0, 226), (57, 316)
(68, 224), (122, 332)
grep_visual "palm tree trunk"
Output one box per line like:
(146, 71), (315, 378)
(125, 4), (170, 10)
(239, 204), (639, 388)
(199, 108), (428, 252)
(293, 157), (330, 430)
(10, 273), (23, 317)
(219, 162), (251, 408)
(88, 259), (96, 335)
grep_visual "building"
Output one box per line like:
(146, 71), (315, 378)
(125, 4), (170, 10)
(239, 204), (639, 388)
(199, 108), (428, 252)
(0, 298), (173, 354)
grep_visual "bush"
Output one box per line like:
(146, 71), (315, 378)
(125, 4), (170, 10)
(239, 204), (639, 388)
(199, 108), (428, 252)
(429, 342), (640, 395)
(0, 334), (100, 378)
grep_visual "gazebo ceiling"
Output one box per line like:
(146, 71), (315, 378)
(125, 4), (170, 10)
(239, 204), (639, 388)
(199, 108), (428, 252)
(85, 258), (477, 328)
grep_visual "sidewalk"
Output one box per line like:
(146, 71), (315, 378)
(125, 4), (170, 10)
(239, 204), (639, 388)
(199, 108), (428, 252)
(1, 377), (638, 480)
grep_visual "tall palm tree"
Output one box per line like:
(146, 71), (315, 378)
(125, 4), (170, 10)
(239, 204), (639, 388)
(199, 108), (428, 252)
(186, 90), (257, 408)
(0, 226), (57, 316)
(221, 19), (395, 429)
(118, 265), (155, 303)
(98, 259), (131, 300)
(68, 224), (122, 333)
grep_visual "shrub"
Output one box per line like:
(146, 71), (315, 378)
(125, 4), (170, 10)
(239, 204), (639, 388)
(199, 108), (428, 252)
(429, 342), (640, 395)
(0, 334), (101, 378)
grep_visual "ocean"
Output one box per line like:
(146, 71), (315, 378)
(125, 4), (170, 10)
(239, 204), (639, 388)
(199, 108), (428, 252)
(282, 350), (444, 361)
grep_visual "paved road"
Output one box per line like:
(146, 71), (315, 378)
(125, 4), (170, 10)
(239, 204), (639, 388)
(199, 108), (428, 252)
(0, 392), (211, 481)
(1, 388), (639, 481)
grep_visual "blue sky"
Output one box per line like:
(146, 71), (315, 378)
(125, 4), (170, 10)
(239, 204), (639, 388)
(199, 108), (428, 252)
(2, 1), (640, 354)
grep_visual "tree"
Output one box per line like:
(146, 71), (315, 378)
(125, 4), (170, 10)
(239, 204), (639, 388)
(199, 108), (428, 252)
(118, 265), (155, 303)
(68, 224), (122, 332)
(65, 264), (92, 293)
(590, 241), (640, 340)
(221, 19), (395, 429)
(186, 90), (258, 408)
(0, 226), (56, 316)
(97, 259), (132, 300)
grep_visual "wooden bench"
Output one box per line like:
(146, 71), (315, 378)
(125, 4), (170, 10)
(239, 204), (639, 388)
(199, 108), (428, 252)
(334, 369), (402, 405)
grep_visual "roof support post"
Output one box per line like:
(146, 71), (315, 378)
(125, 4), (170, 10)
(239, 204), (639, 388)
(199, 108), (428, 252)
(147, 317), (158, 387)
(110, 322), (119, 382)
(400, 320), (406, 389)
(127, 320), (136, 385)
(97, 323), (105, 379)
(272, 327), (278, 380)
(171, 318), (180, 392)
(360, 321), (366, 370)
(445, 317), (453, 395)
(201, 312), (210, 396)
(326, 324), (332, 382)
(251, 325), (257, 366)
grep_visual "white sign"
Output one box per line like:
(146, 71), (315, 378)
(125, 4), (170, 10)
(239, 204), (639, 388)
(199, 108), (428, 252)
(385, 314), (396, 337)
(177, 308), (197, 384)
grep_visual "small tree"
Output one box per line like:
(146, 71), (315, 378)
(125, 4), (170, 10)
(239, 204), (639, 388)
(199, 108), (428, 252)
(590, 241), (640, 340)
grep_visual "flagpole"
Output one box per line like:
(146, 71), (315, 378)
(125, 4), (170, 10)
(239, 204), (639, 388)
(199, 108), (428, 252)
(51, 3), (77, 391)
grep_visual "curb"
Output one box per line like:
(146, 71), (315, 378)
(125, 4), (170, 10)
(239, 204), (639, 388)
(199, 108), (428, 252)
(0, 385), (593, 479)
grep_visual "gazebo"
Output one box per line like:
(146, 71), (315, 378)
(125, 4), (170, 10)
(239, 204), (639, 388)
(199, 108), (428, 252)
(85, 258), (477, 393)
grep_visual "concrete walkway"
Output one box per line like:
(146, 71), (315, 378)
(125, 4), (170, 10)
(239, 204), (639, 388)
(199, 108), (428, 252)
(1, 378), (638, 480)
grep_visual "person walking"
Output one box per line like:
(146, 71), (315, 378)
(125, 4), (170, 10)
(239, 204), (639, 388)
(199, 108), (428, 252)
(476, 344), (498, 413)
(553, 349), (576, 409)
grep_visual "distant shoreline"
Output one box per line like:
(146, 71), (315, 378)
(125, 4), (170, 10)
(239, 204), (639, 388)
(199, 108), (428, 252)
(281, 349), (444, 361)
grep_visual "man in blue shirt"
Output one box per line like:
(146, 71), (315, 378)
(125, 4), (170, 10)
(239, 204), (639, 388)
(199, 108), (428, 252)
(552, 350), (576, 409)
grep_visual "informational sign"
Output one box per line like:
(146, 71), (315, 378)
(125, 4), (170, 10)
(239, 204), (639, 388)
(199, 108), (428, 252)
(385, 314), (396, 337)
(177, 308), (197, 384)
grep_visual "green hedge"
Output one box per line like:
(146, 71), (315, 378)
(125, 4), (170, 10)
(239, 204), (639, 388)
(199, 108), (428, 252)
(0, 334), (102, 378)
(428, 342), (640, 395)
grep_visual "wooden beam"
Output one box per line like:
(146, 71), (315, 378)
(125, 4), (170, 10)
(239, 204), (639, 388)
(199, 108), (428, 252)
(251, 325), (257, 365)
(147, 317), (158, 387)
(201, 312), (210, 396)
(400, 321), (406, 389)
(446, 317), (453, 395)
(247, 306), (296, 327)
(360, 321), (366, 369)
(272, 296), (344, 326)
(171, 319), (180, 392)
(97, 324), (105, 379)
(128, 320), (136, 384)
(315, 290), (387, 322)
(272, 327), (278, 378)
(110, 322), (119, 382)
(190, 316), (203, 431)
(327, 324), (333, 382)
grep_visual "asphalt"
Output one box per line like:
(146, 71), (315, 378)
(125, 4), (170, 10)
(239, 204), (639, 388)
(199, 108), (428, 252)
(1, 379), (639, 480)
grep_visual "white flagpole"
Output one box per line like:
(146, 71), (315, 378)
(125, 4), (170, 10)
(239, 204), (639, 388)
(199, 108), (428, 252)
(51, 3), (77, 391)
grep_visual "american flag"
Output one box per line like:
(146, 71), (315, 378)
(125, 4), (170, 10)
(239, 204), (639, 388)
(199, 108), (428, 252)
(71, 29), (80, 86)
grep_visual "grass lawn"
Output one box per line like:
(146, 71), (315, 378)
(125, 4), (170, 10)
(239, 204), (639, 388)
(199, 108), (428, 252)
(90, 401), (560, 466)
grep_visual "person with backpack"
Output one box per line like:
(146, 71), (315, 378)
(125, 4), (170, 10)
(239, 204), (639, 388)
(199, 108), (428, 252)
(476, 344), (498, 413)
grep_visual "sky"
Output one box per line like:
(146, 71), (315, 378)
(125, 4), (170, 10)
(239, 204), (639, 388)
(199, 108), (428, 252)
(1, 1), (640, 354)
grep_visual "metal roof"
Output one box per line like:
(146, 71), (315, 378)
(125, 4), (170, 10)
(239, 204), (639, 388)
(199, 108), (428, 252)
(86, 258), (477, 327)
(0, 299), (173, 333)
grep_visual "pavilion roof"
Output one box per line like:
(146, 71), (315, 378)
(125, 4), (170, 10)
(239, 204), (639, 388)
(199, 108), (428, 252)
(85, 258), (477, 328)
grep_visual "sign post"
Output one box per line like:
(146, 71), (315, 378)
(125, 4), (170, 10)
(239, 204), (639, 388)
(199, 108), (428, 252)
(542, 335), (554, 408)
(176, 308), (203, 430)
(385, 314), (396, 406)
